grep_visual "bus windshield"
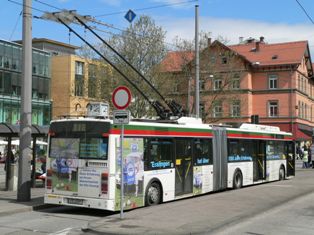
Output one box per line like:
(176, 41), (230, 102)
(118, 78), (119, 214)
(49, 121), (110, 160)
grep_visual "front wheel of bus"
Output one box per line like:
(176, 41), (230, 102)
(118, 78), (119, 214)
(279, 167), (285, 181)
(233, 170), (243, 189)
(145, 182), (161, 206)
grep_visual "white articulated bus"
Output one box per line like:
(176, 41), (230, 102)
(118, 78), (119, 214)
(44, 117), (295, 211)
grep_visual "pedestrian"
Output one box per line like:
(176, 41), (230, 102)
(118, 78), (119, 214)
(308, 143), (312, 168)
(297, 144), (303, 160)
(303, 145), (309, 168)
(311, 143), (314, 169)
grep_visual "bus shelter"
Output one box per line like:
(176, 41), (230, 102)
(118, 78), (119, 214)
(0, 123), (48, 190)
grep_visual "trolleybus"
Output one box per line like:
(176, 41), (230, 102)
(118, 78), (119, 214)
(44, 116), (295, 211)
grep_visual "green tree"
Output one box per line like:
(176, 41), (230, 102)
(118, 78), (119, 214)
(100, 15), (167, 118)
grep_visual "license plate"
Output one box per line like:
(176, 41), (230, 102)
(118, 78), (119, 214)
(67, 198), (83, 205)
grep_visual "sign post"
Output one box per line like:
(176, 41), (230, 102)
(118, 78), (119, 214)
(112, 86), (131, 219)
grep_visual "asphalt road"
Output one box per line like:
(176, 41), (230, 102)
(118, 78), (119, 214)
(87, 168), (314, 235)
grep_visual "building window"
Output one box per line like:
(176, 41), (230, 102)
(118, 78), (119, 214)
(200, 79), (205, 90)
(231, 79), (240, 90)
(88, 64), (97, 98)
(210, 56), (216, 64)
(75, 61), (84, 75)
(230, 101), (240, 117)
(221, 57), (227, 64)
(200, 103), (205, 118)
(214, 79), (222, 90)
(173, 82), (179, 93)
(75, 61), (84, 96)
(213, 101), (223, 118)
(268, 101), (278, 117)
(269, 74), (278, 89)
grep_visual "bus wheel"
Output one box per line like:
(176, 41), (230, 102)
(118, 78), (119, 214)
(145, 182), (161, 206)
(233, 170), (243, 189)
(279, 167), (285, 181)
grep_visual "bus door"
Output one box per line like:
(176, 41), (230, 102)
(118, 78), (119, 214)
(212, 128), (228, 191)
(286, 142), (295, 177)
(253, 140), (266, 181)
(175, 139), (193, 196)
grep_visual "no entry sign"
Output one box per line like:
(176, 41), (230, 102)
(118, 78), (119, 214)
(112, 86), (132, 110)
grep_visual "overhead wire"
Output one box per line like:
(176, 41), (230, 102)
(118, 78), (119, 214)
(295, 0), (314, 25)
(94, 0), (198, 18)
(9, 10), (22, 40)
(32, 0), (191, 49)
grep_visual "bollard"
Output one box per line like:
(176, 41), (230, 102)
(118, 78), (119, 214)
(8, 164), (18, 191)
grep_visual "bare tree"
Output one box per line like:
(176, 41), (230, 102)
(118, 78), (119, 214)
(161, 33), (247, 124)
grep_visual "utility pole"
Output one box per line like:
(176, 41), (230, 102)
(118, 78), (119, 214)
(18, 0), (32, 202)
(195, 5), (200, 118)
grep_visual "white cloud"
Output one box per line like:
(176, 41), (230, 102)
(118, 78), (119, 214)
(161, 16), (314, 54)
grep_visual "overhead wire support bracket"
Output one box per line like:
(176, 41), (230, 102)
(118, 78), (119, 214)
(42, 10), (184, 117)
(71, 13), (185, 117)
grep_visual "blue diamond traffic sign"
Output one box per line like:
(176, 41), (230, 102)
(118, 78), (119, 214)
(125, 9), (136, 23)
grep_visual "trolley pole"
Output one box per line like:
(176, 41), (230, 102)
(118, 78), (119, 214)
(18, 0), (32, 202)
(120, 124), (124, 219)
(195, 5), (200, 118)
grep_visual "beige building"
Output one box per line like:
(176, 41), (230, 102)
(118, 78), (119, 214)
(31, 38), (113, 119)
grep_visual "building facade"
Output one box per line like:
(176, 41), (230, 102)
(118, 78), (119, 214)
(161, 37), (314, 141)
(0, 39), (51, 125)
(31, 39), (114, 119)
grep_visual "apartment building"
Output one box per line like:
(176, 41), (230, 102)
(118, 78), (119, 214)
(161, 37), (314, 141)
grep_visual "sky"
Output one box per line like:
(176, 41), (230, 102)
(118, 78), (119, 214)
(1, 0), (314, 56)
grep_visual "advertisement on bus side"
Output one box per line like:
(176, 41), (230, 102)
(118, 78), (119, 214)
(115, 138), (144, 210)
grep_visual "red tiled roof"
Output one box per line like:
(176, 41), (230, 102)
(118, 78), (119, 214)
(228, 41), (308, 66)
(159, 51), (194, 72)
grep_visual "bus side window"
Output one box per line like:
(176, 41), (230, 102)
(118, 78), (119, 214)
(146, 138), (174, 170)
(194, 139), (212, 165)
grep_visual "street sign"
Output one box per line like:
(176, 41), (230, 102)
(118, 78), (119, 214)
(86, 102), (109, 118)
(124, 9), (136, 23)
(112, 86), (132, 110)
(113, 110), (130, 125)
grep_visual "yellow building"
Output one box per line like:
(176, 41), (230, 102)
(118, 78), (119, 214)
(51, 55), (113, 119)
(29, 38), (113, 119)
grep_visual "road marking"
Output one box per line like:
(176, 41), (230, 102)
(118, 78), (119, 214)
(49, 227), (73, 235)
(262, 184), (293, 188)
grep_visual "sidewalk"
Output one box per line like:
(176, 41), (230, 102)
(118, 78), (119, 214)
(0, 186), (49, 217)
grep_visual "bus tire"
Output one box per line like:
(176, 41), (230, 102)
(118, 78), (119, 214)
(233, 170), (243, 189)
(279, 166), (285, 181)
(145, 181), (162, 206)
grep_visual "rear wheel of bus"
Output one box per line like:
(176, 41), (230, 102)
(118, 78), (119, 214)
(145, 181), (162, 206)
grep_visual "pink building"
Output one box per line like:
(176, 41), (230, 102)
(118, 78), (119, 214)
(161, 37), (314, 141)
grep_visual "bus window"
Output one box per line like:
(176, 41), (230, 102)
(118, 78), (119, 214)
(193, 139), (213, 165)
(79, 137), (108, 160)
(49, 121), (109, 160)
(266, 141), (285, 160)
(145, 138), (174, 170)
(227, 139), (253, 162)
